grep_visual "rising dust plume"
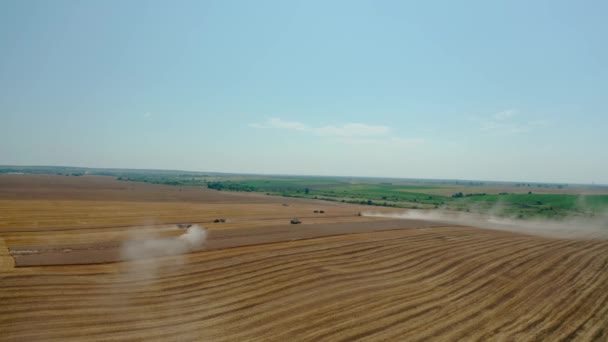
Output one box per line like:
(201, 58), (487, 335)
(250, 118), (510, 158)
(121, 225), (208, 260)
(362, 210), (608, 239)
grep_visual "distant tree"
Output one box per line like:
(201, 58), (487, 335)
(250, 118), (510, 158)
(304, 188), (310, 194)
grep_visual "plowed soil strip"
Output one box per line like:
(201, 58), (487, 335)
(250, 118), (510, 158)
(9, 219), (447, 266)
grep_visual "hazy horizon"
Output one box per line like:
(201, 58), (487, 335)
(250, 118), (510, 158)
(1, 1), (606, 184)
(2, 163), (607, 186)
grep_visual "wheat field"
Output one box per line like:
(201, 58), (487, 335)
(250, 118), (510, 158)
(1, 175), (607, 341)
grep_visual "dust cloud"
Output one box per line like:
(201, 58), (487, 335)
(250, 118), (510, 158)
(362, 210), (608, 239)
(121, 225), (208, 261)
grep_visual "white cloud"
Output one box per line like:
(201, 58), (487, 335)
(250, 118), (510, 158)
(315, 123), (390, 137)
(331, 136), (425, 146)
(250, 118), (422, 146)
(267, 118), (311, 132)
(528, 119), (551, 127)
(480, 120), (530, 134)
(252, 118), (390, 137)
(479, 110), (549, 135)
(493, 109), (517, 121)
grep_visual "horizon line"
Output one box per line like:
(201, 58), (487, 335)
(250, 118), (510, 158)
(1, 164), (606, 188)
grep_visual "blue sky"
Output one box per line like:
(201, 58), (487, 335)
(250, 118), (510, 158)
(1, 0), (606, 184)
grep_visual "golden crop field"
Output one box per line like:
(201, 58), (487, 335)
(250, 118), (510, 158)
(1, 175), (607, 341)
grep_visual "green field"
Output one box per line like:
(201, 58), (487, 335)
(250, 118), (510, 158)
(204, 178), (608, 219)
(2, 165), (607, 219)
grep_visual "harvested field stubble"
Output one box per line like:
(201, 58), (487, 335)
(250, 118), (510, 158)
(1, 175), (608, 341)
(9, 219), (446, 266)
(2, 227), (608, 341)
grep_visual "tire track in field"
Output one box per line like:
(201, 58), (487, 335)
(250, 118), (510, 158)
(0, 230), (504, 332)
(475, 246), (608, 340)
(2, 227), (608, 341)
(0, 234), (564, 338)
(4, 230), (536, 340)
(0, 228), (516, 338)
(326, 239), (578, 342)
(267, 237), (563, 341)
(410, 240), (608, 341)
(0, 238), (14, 271)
